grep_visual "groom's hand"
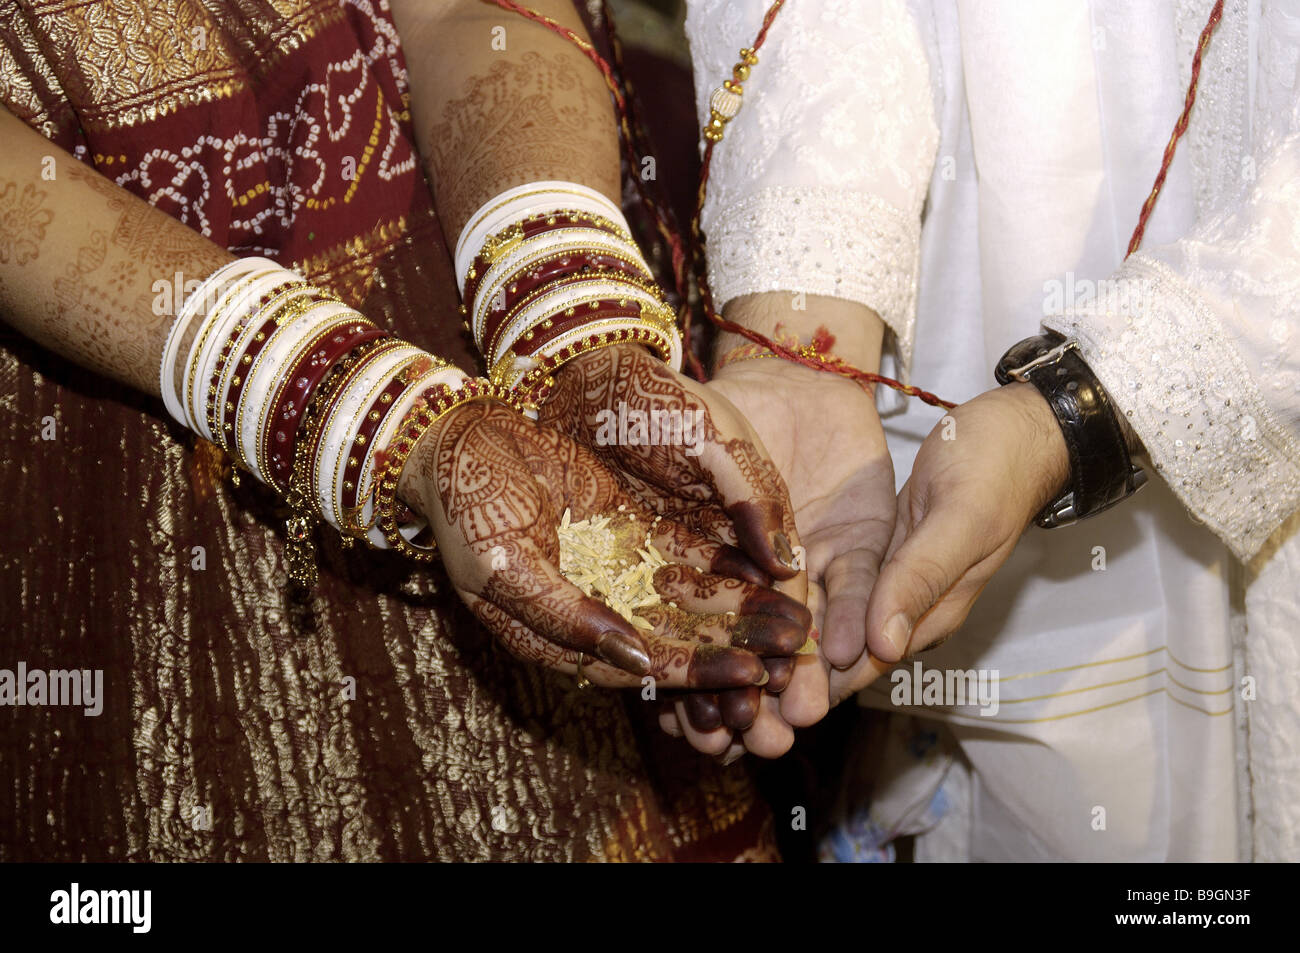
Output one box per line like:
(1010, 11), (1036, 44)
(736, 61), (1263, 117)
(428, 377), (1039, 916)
(702, 293), (898, 754)
(861, 383), (1069, 665)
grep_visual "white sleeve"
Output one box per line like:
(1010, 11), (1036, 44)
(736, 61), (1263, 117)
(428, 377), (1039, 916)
(685, 0), (939, 373)
(1045, 130), (1300, 561)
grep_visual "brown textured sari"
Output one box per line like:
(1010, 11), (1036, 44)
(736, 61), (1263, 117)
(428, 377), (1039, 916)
(0, 0), (777, 861)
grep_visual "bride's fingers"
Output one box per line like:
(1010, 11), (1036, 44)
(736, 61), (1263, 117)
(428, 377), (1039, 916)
(763, 657), (796, 693)
(635, 604), (805, 658)
(652, 564), (812, 630)
(476, 537), (655, 675)
(719, 686), (761, 731)
(675, 697), (733, 756)
(665, 502), (740, 549)
(693, 418), (802, 582)
(462, 594), (640, 688)
(463, 594), (768, 690)
(649, 518), (771, 587)
(684, 692), (723, 732)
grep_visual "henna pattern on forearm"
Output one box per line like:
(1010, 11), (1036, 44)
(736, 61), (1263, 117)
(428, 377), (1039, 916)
(0, 179), (52, 266)
(423, 50), (619, 236)
(0, 160), (231, 394)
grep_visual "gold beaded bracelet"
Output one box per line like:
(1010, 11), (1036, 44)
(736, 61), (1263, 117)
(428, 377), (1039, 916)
(283, 338), (391, 587)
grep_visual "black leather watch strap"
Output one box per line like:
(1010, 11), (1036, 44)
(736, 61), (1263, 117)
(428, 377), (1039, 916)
(995, 332), (1147, 528)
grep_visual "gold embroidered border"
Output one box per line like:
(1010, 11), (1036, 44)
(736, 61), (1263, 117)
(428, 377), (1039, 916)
(26, 0), (345, 131)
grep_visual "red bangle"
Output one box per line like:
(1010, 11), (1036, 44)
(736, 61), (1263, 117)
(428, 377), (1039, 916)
(478, 251), (645, 336)
(302, 339), (403, 510)
(339, 365), (420, 532)
(508, 300), (644, 359)
(264, 322), (389, 492)
(462, 211), (632, 304)
(479, 255), (640, 355)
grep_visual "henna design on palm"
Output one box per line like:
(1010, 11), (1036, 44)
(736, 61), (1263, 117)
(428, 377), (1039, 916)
(397, 399), (808, 691)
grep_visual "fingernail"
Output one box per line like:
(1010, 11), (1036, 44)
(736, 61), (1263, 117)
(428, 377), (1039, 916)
(771, 531), (796, 570)
(755, 668), (770, 687)
(721, 747), (746, 766)
(882, 613), (912, 657)
(596, 630), (651, 675)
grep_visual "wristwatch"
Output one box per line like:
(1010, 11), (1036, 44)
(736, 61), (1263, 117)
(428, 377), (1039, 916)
(994, 332), (1147, 528)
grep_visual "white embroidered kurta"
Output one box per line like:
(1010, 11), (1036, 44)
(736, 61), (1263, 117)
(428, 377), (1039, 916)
(687, 0), (1300, 861)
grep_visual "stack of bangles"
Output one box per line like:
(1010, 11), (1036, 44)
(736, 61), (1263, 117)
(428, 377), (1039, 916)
(159, 256), (520, 586)
(159, 183), (683, 585)
(455, 181), (682, 406)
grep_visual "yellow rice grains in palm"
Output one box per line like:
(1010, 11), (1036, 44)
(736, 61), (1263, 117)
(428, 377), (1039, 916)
(556, 508), (665, 631)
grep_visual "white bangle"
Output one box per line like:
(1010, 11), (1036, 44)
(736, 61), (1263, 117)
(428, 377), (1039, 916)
(209, 279), (314, 453)
(328, 348), (432, 537)
(185, 269), (289, 440)
(312, 341), (415, 531)
(159, 257), (270, 425)
(454, 181), (626, 290)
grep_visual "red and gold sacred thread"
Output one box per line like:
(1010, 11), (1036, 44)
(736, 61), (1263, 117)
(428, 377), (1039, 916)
(1126, 0), (1224, 257)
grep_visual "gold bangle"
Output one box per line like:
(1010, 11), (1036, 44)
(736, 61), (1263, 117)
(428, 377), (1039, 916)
(509, 324), (677, 408)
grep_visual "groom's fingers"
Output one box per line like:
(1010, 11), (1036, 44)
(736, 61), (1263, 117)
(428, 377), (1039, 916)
(827, 647), (895, 707)
(740, 694), (796, 758)
(864, 484), (991, 664)
(777, 652), (829, 727)
(821, 545), (887, 668)
(904, 573), (997, 656)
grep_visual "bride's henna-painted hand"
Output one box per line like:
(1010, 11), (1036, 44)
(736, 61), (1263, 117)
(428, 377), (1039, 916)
(540, 344), (807, 591)
(397, 399), (811, 691)
(539, 344), (813, 753)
